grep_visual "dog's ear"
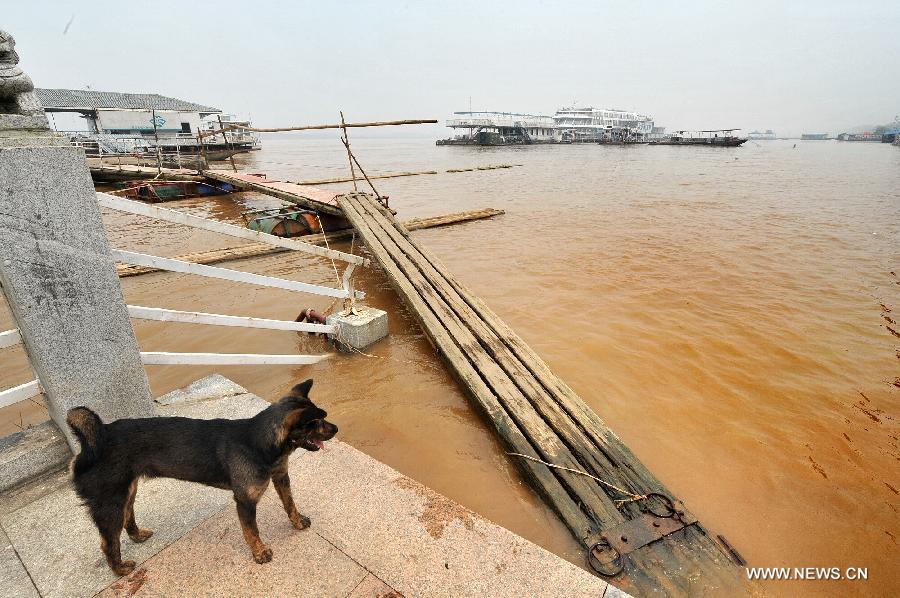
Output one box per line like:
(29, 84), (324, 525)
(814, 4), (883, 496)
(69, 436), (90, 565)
(290, 379), (313, 398)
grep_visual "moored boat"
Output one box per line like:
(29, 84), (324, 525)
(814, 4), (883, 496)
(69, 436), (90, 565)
(649, 129), (747, 147)
(110, 180), (235, 203)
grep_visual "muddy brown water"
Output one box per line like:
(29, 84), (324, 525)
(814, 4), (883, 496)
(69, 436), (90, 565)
(1, 137), (898, 595)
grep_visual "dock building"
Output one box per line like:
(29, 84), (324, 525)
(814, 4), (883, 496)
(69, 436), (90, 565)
(35, 88), (258, 156)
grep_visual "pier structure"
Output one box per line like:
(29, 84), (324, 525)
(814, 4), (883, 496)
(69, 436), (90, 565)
(337, 192), (746, 595)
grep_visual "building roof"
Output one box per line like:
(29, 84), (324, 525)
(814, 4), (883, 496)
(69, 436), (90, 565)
(35, 88), (220, 113)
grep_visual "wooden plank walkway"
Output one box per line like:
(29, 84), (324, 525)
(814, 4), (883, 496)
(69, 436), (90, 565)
(336, 192), (744, 595)
(88, 161), (204, 183)
(116, 208), (503, 278)
(202, 171), (344, 216)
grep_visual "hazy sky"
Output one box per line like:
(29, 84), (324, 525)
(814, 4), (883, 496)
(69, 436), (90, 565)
(5, 1), (899, 137)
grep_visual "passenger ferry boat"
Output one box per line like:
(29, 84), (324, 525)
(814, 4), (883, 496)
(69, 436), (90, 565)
(553, 106), (655, 143)
(437, 106), (656, 145)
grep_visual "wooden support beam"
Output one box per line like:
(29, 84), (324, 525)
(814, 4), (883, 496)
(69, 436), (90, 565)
(126, 305), (336, 334)
(201, 170), (345, 217)
(111, 250), (358, 299)
(140, 352), (329, 365)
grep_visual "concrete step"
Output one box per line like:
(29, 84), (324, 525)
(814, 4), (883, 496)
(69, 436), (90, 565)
(0, 375), (627, 598)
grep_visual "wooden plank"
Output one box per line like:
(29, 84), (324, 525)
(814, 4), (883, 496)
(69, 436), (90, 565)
(115, 208), (504, 278)
(126, 305), (336, 334)
(342, 193), (743, 594)
(111, 250), (355, 299)
(201, 170), (345, 217)
(343, 195), (616, 524)
(88, 162), (203, 183)
(139, 352), (329, 365)
(0, 379), (41, 410)
(365, 196), (742, 592)
(336, 197), (594, 539)
(356, 198), (640, 500)
(0, 328), (23, 350)
(97, 192), (365, 266)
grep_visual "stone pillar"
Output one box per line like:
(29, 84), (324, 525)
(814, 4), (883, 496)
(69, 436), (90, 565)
(0, 29), (153, 450)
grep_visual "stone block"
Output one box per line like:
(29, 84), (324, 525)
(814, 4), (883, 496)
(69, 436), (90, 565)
(0, 421), (70, 494)
(0, 145), (154, 451)
(326, 307), (388, 351)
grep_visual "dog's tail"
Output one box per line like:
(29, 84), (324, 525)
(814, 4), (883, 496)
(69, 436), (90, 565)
(66, 407), (105, 475)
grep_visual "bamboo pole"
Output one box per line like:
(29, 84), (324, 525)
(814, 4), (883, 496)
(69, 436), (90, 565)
(339, 111), (358, 192)
(197, 118), (437, 140)
(339, 135), (383, 202)
(217, 114), (238, 173)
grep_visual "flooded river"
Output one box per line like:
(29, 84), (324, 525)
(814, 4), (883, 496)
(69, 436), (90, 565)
(1, 137), (898, 595)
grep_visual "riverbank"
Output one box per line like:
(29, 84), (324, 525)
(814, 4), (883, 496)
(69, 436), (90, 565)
(0, 375), (621, 598)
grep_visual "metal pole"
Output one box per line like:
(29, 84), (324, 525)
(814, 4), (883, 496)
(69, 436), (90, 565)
(151, 109), (162, 175)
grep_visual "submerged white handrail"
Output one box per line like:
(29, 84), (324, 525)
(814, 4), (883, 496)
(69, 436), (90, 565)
(0, 329), (23, 350)
(0, 379), (41, 410)
(97, 192), (366, 267)
(127, 305), (336, 334)
(111, 250), (362, 299)
(140, 352), (329, 365)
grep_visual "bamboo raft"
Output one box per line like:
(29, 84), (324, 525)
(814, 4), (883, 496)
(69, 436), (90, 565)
(116, 208), (504, 278)
(336, 192), (744, 595)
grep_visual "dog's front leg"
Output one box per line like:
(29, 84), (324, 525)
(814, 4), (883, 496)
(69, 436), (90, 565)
(272, 471), (310, 530)
(234, 498), (272, 564)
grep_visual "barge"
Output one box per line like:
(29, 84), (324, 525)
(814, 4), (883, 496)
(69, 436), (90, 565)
(649, 129), (747, 147)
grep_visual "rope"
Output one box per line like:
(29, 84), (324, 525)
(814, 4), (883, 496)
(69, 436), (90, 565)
(507, 452), (647, 507)
(313, 214), (342, 286)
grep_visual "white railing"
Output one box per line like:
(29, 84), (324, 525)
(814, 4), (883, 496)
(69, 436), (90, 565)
(98, 193), (361, 366)
(0, 298), (43, 410)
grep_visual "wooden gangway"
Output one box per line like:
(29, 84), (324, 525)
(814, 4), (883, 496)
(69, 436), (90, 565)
(337, 192), (744, 595)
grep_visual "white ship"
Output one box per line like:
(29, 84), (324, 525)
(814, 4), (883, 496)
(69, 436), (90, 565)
(437, 111), (556, 145)
(552, 106), (655, 143)
(748, 129), (776, 140)
(437, 106), (657, 145)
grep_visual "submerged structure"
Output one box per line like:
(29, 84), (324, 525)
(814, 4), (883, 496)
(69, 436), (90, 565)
(35, 88), (259, 157)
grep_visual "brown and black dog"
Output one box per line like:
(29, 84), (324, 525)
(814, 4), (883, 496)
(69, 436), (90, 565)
(66, 379), (337, 575)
